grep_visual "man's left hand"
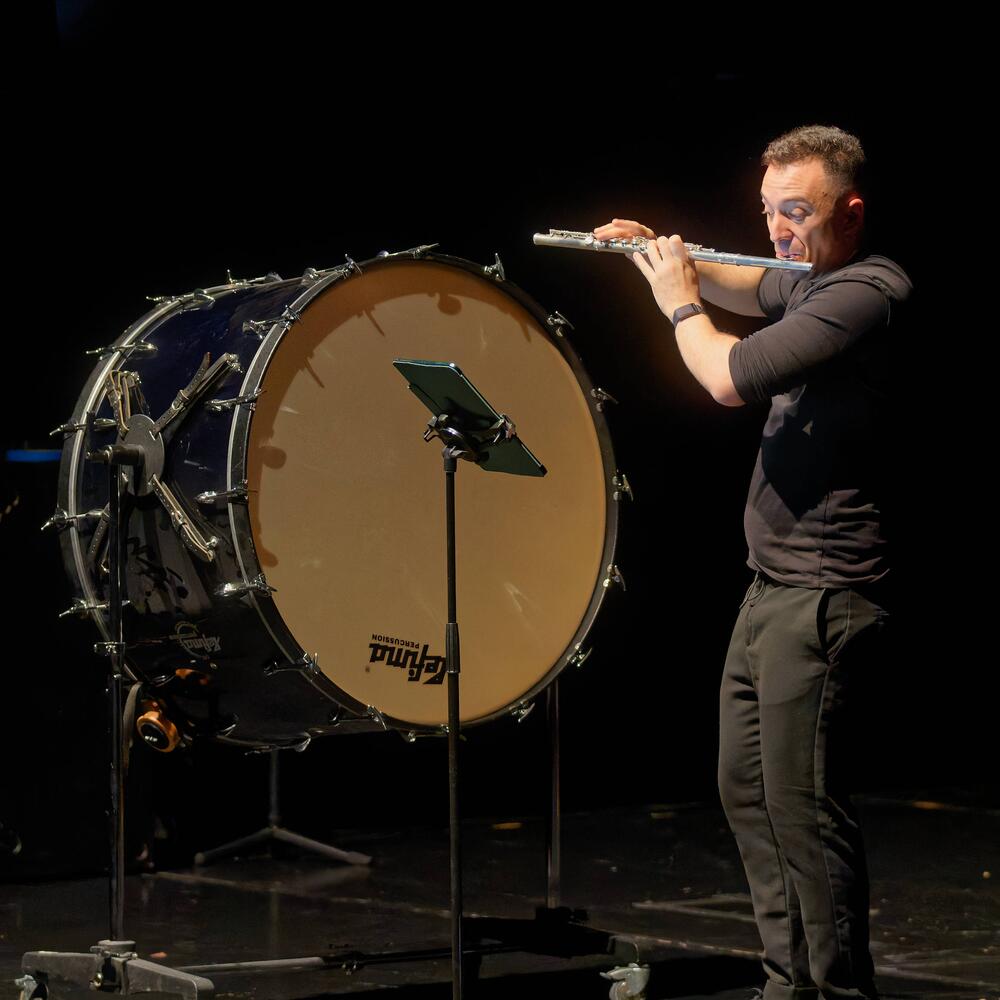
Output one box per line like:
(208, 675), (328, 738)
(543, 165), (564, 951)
(631, 235), (702, 321)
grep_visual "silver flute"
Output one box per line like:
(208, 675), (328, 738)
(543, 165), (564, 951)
(533, 229), (812, 272)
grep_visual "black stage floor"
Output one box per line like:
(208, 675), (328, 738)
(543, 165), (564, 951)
(4, 793), (997, 999)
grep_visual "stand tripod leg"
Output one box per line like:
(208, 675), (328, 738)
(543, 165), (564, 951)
(194, 750), (372, 866)
(271, 828), (372, 866)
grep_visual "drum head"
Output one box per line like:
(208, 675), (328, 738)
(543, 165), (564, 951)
(246, 258), (611, 727)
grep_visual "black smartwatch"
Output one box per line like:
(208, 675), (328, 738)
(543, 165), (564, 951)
(671, 303), (706, 327)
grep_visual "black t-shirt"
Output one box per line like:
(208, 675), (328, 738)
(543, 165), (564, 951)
(727, 254), (912, 590)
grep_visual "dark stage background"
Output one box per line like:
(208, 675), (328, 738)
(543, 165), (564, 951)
(2, 14), (974, 882)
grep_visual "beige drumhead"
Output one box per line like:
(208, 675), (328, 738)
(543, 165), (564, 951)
(246, 258), (609, 727)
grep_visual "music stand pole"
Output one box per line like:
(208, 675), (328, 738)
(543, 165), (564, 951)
(443, 451), (463, 1000)
(394, 358), (546, 1000)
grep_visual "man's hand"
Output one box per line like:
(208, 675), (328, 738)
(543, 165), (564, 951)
(593, 219), (656, 242)
(630, 235), (702, 321)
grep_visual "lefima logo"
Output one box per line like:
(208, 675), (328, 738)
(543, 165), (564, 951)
(368, 634), (446, 685)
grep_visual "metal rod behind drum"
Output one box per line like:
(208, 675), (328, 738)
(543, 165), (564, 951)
(533, 229), (812, 272)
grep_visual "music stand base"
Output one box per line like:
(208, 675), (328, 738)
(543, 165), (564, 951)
(194, 749), (372, 868)
(194, 824), (372, 867)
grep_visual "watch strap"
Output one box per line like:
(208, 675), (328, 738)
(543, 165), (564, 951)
(671, 302), (705, 326)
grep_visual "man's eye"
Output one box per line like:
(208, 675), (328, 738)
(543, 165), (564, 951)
(789, 213), (806, 223)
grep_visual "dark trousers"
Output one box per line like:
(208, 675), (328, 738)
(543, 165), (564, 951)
(718, 571), (889, 1000)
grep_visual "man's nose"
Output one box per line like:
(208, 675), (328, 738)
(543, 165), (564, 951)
(767, 214), (791, 243)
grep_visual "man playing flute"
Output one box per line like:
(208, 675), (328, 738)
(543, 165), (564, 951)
(595, 124), (911, 1000)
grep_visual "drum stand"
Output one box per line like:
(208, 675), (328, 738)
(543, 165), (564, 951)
(19, 445), (213, 999)
(193, 749), (372, 867)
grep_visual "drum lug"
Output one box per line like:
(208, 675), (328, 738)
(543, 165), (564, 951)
(242, 305), (302, 340)
(195, 483), (249, 505)
(546, 310), (574, 337)
(612, 471), (633, 502)
(59, 598), (112, 619)
(41, 507), (105, 532)
(206, 389), (262, 413)
(224, 269), (283, 289)
(569, 646), (593, 669)
(263, 653), (319, 678)
(365, 705), (389, 730)
(85, 340), (157, 360)
(146, 288), (216, 311)
(591, 387), (619, 411)
(216, 573), (276, 599)
(51, 416), (117, 438)
(311, 257), (364, 285)
(483, 254), (506, 282)
(218, 574), (269, 598)
(377, 244), (440, 260)
(511, 700), (535, 723)
(603, 564), (626, 591)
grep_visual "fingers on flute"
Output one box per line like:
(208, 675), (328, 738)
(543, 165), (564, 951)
(594, 218), (655, 240)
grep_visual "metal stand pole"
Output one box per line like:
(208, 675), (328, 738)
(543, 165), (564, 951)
(545, 678), (561, 910)
(444, 452), (463, 1000)
(107, 458), (127, 940)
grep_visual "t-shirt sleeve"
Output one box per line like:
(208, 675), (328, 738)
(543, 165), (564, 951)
(756, 267), (797, 322)
(730, 278), (890, 404)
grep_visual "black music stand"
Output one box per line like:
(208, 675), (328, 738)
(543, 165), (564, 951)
(393, 359), (545, 1000)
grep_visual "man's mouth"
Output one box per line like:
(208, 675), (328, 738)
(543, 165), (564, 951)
(776, 239), (802, 260)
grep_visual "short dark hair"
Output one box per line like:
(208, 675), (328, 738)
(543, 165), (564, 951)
(761, 125), (866, 197)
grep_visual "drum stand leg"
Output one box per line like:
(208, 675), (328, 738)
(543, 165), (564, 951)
(18, 447), (214, 1000)
(193, 750), (372, 867)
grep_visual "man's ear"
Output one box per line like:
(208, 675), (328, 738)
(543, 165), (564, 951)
(843, 194), (865, 237)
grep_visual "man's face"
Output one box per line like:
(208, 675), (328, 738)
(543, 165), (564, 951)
(759, 158), (862, 272)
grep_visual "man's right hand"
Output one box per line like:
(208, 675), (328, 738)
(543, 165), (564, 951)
(593, 219), (656, 241)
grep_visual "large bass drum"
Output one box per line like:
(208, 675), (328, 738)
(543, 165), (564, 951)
(55, 249), (619, 748)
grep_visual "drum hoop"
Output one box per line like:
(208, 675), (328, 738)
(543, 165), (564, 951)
(59, 295), (210, 648)
(57, 279), (303, 644)
(226, 251), (621, 730)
